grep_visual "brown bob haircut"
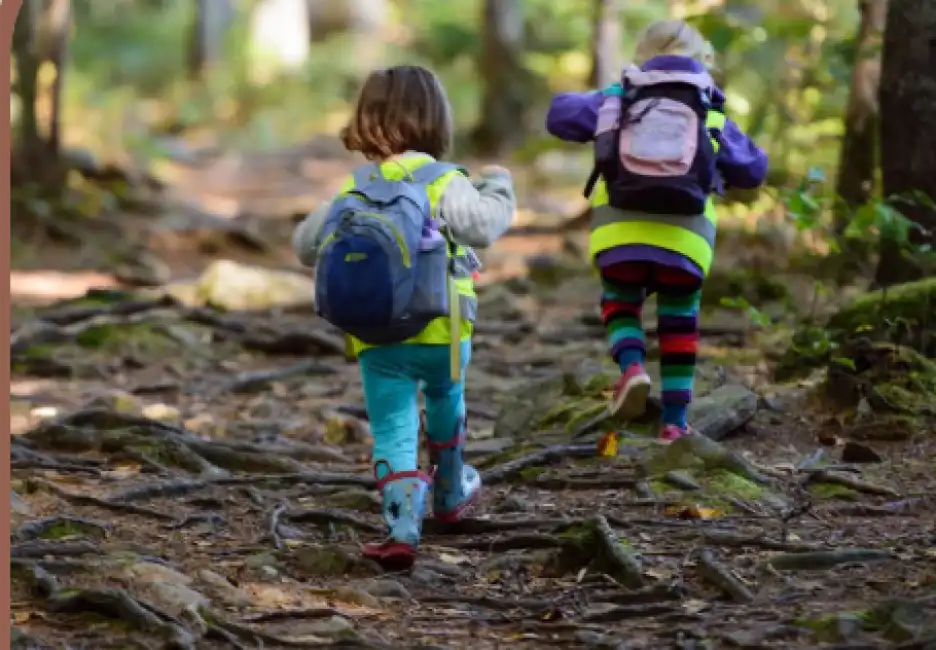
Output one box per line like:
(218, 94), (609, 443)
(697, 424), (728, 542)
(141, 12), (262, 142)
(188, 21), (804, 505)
(341, 65), (453, 161)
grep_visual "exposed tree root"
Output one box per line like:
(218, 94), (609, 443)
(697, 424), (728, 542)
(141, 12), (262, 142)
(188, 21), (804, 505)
(481, 444), (596, 485)
(22, 564), (197, 649)
(694, 548), (755, 603)
(591, 515), (645, 589)
(764, 548), (899, 571)
(15, 516), (111, 542)
(285, 507), (383, 535)
(28, 478), (177, 521)
(12, 540), (103, 559)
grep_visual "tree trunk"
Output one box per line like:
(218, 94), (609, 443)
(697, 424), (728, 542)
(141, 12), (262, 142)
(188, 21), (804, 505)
(834, 0), (887, 233)
(472, 0), (527, 157)
(306, 0), (388, 94)
(12, 0), (70, 188)
(875, 0), (936, 286)
(590, 0), (622, 88)
(13, 0), (42, 163)
(189, 0), (236, 80)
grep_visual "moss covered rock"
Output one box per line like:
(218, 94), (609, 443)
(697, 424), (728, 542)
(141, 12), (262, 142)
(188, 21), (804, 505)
(493, 360), (622, 440)
(777, 278), (936, 382)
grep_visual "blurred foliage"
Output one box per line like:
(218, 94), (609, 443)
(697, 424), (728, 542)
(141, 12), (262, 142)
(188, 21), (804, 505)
(16, 0), (862, 203)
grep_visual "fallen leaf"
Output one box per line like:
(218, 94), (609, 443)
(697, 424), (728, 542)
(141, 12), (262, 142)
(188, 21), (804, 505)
(664, 505), (725, 520)
(682, 598), (709, 614)
(103, 461), (141, 480)
(597, 431), (618, 457)
(540, 607), (563, 621)
(12, 611), (33, 624)
(439, 552), (471, 566)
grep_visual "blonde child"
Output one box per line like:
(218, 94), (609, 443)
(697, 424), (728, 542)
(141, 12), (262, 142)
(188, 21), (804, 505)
(546, 20), (767, 441)
(293, 65), (515, 569)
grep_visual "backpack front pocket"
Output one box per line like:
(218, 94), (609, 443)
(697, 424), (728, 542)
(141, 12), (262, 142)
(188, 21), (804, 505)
(407, 233), (450, 321)
(619, 98), (699, 177)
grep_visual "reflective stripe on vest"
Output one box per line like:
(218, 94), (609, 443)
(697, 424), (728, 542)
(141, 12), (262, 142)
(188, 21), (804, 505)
(588, 110), (726, 276)
(338, 155), (478, 355)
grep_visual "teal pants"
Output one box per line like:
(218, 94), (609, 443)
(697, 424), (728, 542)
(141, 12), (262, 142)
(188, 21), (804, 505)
(358, 341), (471, 480)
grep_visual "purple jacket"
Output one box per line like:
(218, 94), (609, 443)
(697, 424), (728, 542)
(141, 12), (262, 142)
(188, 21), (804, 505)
(545, 55), (768, 191)
(545, 55), (768, 277)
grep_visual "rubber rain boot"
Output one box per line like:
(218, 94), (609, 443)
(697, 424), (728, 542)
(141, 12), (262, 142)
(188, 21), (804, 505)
(361, 462), (432, 571)
(428, 416), (481, 523)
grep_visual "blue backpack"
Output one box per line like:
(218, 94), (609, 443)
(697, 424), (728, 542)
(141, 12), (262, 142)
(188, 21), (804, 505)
(315, 161), (464, 345)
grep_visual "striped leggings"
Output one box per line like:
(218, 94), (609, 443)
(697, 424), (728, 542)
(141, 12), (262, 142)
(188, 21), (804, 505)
(600, 261), (702, 429)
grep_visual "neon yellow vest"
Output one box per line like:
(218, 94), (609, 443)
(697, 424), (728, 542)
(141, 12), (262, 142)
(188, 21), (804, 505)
(338, 156), (477, 359)
(587, 110), (727, 277)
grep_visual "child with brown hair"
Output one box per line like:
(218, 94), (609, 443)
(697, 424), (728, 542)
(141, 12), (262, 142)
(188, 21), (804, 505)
(293, 65), (516, 569)
(546, 20), (767, 441)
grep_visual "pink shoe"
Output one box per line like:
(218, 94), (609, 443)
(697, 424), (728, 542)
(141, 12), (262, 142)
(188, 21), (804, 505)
(610, 362), (652, 420)
(659, 425), (690, 442)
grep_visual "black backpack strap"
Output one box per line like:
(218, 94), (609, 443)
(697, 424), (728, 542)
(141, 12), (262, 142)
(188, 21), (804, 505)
(583, 167), (601, 199)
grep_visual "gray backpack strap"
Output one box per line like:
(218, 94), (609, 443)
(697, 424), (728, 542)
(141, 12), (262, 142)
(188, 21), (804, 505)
(409, 161), (466, 186)
(351, 163), (380, 188)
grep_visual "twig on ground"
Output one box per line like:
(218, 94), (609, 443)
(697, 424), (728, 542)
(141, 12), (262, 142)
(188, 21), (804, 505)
(529, 475), (641, 491)
(698, 530), (822, 553)
(581, 604), (680, 623)
(267, 502), (288, 549)
(222, 359), (337, 394)
(422, 516), (571, 536)
(285, 507), (383, 535)
(109, 471), (375, 503)
(448, 533), (567, 552)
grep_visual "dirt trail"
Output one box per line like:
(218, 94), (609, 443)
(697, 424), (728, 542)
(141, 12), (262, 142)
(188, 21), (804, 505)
(10, 146), (936, 649)
(11, 276), (936, 650)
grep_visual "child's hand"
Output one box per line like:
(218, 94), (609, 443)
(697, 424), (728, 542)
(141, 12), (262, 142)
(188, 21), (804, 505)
(477, 164), (511, 178)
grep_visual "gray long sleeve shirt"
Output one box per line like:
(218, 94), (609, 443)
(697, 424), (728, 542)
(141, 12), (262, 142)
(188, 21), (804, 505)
(292, 152), (516, 268)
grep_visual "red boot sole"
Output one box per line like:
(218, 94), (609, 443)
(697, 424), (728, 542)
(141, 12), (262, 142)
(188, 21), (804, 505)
(362, 541), (417, 571)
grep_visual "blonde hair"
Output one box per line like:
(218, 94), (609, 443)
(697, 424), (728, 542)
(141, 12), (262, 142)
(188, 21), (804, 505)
(634, 20), (716, 70)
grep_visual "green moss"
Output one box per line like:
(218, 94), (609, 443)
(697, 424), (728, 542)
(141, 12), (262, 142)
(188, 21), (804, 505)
(796, 611), (871, 643)
(475, 444), (538, 470)
(704, 469), (764, 500)
(75, 322), (173, 354)
(563, 401), (610, 433)
(810, 482), (860, 501)
(557, 522), (596, 549)
(702, 268), (790, 308)
(829, 277), (936, 336)
(519, 467), (545, 480)
(39, 521), (106, 540)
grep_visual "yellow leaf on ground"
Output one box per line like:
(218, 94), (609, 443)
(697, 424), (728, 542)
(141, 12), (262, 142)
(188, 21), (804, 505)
(103, 461), (141, 480)
(597, 431), (618, 457)
(664, 505), (725, 520)
(12, 611), (33, 624)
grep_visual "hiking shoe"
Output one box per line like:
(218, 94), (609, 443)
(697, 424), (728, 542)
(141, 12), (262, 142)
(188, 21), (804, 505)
(610, 362), (652, 420)
(659, 424), (690, 443)
(428, 416), (481, 523)
(361, 463), (431, 571)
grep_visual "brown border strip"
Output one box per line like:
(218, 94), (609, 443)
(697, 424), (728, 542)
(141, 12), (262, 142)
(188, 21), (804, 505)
(3, 1), (25, 647)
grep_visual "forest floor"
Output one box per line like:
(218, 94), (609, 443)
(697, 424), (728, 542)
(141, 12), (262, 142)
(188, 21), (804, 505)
(9, 141), (936, 650)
